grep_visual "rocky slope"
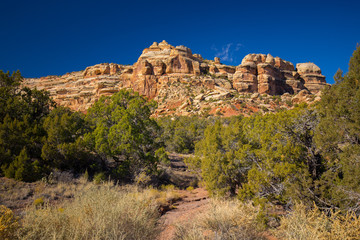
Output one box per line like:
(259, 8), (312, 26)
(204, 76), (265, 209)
(23, 40), (328, 116)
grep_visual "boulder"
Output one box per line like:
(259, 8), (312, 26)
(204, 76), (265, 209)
(296, 62), (322, 75)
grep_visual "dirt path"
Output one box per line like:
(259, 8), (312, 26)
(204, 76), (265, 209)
(157, 188), (209, 240)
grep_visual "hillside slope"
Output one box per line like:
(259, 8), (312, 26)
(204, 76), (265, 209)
(23, 40), (327, 116)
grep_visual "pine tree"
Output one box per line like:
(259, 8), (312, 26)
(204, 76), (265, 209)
(315, 45), (360, 212)
(84, 89), (162, 180)
(0, 70), (54, 181)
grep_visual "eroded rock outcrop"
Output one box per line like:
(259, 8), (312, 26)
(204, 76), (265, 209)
(23, 41), (328, 115)
(233, 53), (310, 95)
(296, 63), (327, 93)
(83, 63), (124, 77)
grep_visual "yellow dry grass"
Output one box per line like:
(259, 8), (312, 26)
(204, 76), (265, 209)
(15, 182), (161, 240)
(275, 202), (360, 240)
(174, 198), (266, 240)
(0, 205), (19, 240)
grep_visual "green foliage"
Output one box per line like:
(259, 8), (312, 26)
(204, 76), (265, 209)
(155, 147), (169, 165)
(190, 45), (360, 214)
(285, 100), (293, 107)
(0, 70), (54, 181)
(93, 172), (107, 184)
(314, 45), (360, 212)
(157, 115), (211, 153)
(193, 107), (325, 205)
(41, 107), (93, 172)
(190, 116), (248, 196)
(0, 70), (23, 121)
(240, 107), (322, 205)
(3, 88), (163, 183)
(4, 148), (42, 182)
(0, 86), (165, 183)
(84, 89), (162, 180)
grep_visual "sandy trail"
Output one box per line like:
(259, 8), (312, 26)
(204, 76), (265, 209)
(157, 188), (209, 240)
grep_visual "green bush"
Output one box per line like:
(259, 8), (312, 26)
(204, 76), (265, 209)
(193, 106), (325, 206)
(157, 116), (211, 154)
(84, 89), (162, 181)
(314, 45), (360, 212)
(0, 71), (55, 181)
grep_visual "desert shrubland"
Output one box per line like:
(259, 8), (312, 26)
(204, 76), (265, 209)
(275, 202), (360, 240)
(15, 182), (161, 240)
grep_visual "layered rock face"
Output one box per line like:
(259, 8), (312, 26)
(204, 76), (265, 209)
(23, 40), (328, 114)
(24, 64), (133, 112)
(296, 63), (327, 93)
(233, 53), (308, 95)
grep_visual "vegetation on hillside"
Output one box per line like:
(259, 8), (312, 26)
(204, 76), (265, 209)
(157, 115), (212, 154)
(1, 45), (360, 239)
(83, 90), (162, 181)
(0, 74), (164, 182)
(183, 45), (360, 215)
(0, 70), (55, 181)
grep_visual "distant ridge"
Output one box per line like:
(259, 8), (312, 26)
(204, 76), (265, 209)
(23, 40), (328, 116)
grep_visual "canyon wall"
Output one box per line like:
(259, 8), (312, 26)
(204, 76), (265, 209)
(23, 40), (328, 115)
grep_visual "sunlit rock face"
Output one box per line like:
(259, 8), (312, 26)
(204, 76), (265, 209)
(23, 41), (328, 115)
(233, 53), (319, 95)
(296, 62), (327, 93)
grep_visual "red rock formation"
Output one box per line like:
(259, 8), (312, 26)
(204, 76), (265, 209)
(296, 63), (327, 93)
(22, 41), (328, 115)
(83, 63), (122, 78)
(233, 53), (320, 95)
(233, 62), (258, 92)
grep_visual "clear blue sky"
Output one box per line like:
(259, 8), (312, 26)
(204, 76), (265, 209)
(1, 0), (359, 84)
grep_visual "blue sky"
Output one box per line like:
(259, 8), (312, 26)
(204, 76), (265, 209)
(1, 0), (359, 84)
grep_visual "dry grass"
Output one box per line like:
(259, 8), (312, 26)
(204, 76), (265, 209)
(0, 174), (91, 213)
(15, 182), (161, 240)
(0, 205), (19, 240)
(5, 175), (359, 240)
(174, 198), (266, 240)
(136, 185), (183, 214)
(1, 176), (185, 240)
(0, 178), (34, 210)
(275, 202), (360, 240)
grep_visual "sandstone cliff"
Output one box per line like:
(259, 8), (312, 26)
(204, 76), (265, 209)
(23, 40), (328, 116)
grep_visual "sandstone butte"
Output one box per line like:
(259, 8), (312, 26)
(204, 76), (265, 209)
(23, 40), (328, 117)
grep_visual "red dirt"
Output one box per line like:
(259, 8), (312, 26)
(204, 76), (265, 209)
(157, 188), (209, 240)
(156, 187), (279, 240)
